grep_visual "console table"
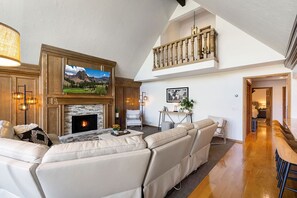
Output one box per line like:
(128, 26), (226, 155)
(158, 111), (193, 129)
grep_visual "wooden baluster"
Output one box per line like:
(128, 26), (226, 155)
(157, 48), (160, 68)
(197, 34), (202, 60)
(180, 40), (183, 64)
(165, 45), (168, 67)
(170, 44), (173, 66)
(156, 48), (160, 68)
(209, 29), (216, 58)
(175, 42), (178, 64)
(203, 32), (208, 59)
(153, 49), (156, 69)
(160, 47), (164, 67)
(185, 39), (189, 62)
(191, 36), (195, 61)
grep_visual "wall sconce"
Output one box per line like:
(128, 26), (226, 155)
(0, 23), (21, 66)
(12, 84), (37, 124)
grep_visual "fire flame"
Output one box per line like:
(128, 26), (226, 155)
(81, 120), (88, 128)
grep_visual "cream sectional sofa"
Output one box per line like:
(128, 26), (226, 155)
(0, 118), (218, 198)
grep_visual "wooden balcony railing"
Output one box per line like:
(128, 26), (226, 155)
(153, 27), (217, 70)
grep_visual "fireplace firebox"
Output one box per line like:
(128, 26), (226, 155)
(72, 114), (98, 133)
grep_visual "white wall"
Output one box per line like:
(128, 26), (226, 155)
(141, 64), (290, 141)
(216, 16), (285, 69)
(161, 22), (181, 44)
(169, 0), (200, 21)
(252, 80), (286, 123)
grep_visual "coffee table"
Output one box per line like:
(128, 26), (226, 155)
(98, 129), (144, 140)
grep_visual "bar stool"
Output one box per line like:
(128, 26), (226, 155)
(275, 135), (297, 197)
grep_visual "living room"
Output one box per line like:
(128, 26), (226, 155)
(1, 0), (297, 197)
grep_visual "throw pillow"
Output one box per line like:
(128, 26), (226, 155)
(16, 126), (53, 147)
(0, 120), (14, 139)
(14, 123), (38, 134)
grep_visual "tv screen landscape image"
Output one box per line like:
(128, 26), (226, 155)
(63, 65), (110, 95)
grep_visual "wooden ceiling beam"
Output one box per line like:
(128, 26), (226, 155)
(176, 0), (185, 7)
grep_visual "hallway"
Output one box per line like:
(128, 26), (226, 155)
(189, 123), (297, 197)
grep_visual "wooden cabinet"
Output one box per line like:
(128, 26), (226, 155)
(40, 44), (116, 135)
(115, 77), (141, 129)
(0, 64), (40, 125)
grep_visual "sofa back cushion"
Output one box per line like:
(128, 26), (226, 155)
(144, 127), (187, 149)
(176, 122), (194, 131)
(42, 136), (146, 163)
(191, 123), (218, 155)
(36, 149), (151, 198)
(0, 120), (14, 139)
(0, 138), (49, 163)
(193, 119), (214, 130)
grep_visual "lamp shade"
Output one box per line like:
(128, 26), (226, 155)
(0, 23), (20, 66)
(12, 92), (24, 100)
(18, 103), (29, 111)
(27, 97), (37, 104)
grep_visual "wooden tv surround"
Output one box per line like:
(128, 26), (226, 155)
(39, 44), (116, 136)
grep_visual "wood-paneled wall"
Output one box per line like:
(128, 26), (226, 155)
(0, 64), (40, 125)
(40, 44), (116, 135)
(115, 77), (141, 129)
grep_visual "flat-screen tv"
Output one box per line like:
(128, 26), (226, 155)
(63, 64), (111, 95)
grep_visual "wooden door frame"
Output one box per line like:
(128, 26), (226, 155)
(246, 80), (252, 136)
(282, 87), (286, 120)
(242, 72), (290, 141)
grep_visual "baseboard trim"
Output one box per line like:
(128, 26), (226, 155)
(227, 138), (243, 144)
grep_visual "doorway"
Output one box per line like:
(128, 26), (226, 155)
(244, 73), (290, 137)
(252, 87), (272, 126)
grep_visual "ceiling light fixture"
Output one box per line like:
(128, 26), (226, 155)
(0, 22), (21, 67)
(191, 11), (198, 35)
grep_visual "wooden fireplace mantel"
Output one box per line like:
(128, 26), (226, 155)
(39, 44), (116, 136)
(47, 95), (114, 105)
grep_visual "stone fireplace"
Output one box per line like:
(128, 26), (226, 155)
(64, 105), (104, 135)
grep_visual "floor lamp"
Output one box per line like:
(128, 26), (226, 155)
(139, 92), (148, 117)
(13, 84), (37, 124)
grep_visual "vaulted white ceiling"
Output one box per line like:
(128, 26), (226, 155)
(193, 0), (297, 55)
(1, 0), (296, 78)
(0, 0), (177, 78)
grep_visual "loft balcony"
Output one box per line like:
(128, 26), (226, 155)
(152, 26), (218, 77)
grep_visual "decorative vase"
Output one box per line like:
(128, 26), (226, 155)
(113, 130), (119, 135)
(115, 113), (119, 118)
(184, 109), (190, 113)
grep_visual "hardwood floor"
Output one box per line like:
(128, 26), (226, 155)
(189, 123), (297, 198)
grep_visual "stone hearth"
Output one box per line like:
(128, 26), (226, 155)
(64, 105), (104, 135)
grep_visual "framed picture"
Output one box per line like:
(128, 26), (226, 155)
(166, 87), (189, 103)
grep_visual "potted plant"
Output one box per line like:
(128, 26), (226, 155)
(179, 97), (195, 113)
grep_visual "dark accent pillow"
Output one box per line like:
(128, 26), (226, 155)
(17, 127), (53, 146)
